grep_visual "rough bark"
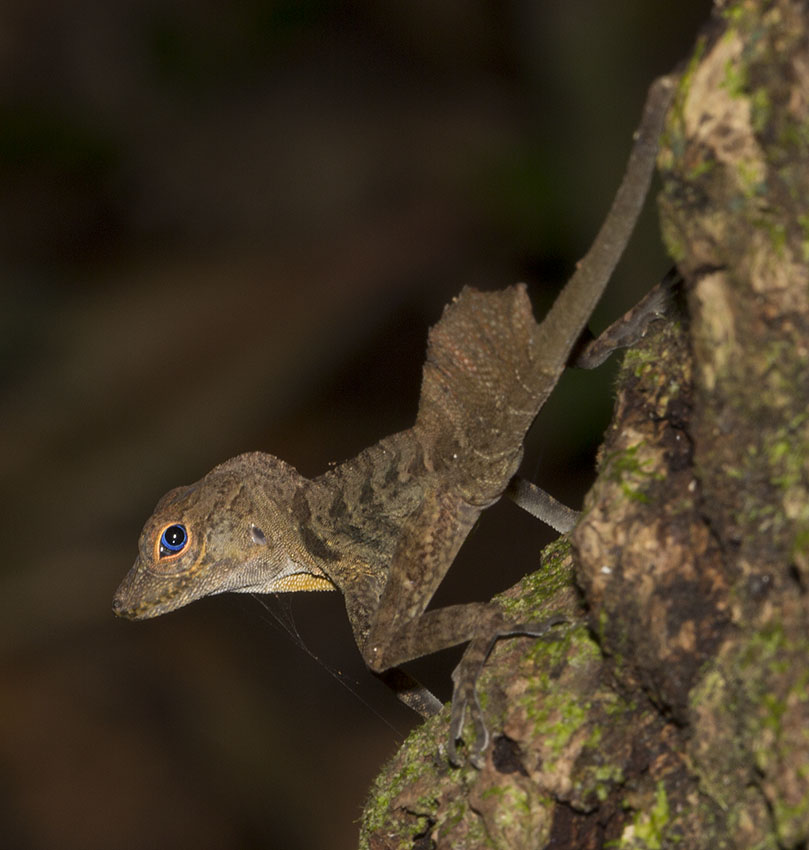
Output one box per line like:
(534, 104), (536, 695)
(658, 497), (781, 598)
(360, 1), (809, 847)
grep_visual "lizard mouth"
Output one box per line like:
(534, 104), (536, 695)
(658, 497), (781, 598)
(111, 559), (193, 620)
(112, 595), (161, 620)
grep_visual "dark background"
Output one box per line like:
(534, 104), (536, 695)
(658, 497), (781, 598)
(0, 2), (710, 848)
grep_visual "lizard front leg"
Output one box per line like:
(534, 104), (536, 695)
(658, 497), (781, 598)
(358, 484), (566, 765)
(506, 267), (684, 531)
(367, 596), (566, 765)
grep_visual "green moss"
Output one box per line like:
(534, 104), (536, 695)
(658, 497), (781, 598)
(361, 720), (506, 850)
(601, 442), (664, 503)
(596, 608), (610, 644)
(772, 795), (809, 846)
(722, 55), (748, 98)
(432, 796), (495, 849)
(495, 536), (575, 621)
(666, 36), (706, 143)
(480, 783), (529, 817)
(687, 157), (716, 180)
(519, 634), (589, 760)
(720, 0), (768, 53)
(750, 87), (772, 134)
(605, 782), (673, 849)
(732, 625), (809, 845)
(659, 221), (687, 265)
(359, 713), (446, 849)
(720, 1), (746, 25)
(756, 215), (787, 253)
(477, 785), (554, 847)
(765, 412), (809, 494)
(591, 763), (625, 802)
(622, 346), (660, 378)
(733, 158), (767, 199)
(631, 781), (671, 850)
(688, 665), (751, 815)
(516, 626), (628, 790)
(798, 213), (809, 262)
(792, 527), (809, 559)
(740, 621), (796, 679)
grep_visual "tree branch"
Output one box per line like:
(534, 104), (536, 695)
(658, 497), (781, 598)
(360, 1), (809, 847)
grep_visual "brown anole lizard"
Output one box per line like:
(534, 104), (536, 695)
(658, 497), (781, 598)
(113, 73), (678, 764)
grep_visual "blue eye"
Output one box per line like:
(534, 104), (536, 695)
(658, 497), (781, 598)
(159, 524), (188, 557)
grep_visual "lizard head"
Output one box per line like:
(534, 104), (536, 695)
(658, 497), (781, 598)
(112, 452), (334, 620)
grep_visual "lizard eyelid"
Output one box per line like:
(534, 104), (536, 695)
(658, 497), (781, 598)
(250, 525), (267, 545)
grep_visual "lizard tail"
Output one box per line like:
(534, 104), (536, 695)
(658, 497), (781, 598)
(415, 284), (551, 505)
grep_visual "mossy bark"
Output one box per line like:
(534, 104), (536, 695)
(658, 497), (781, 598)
(360, 1), (809, 847)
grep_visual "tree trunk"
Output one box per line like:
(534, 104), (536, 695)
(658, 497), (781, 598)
(360, 1), (809, 847)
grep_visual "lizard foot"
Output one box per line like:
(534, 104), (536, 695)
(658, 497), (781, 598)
(448, 634), (491, 767)
(448, 614), (567, 767)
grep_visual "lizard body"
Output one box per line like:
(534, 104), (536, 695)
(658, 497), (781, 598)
(113, 74), (678, 763)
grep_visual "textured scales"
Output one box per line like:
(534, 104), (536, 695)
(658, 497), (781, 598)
(113, 74), (678, 764)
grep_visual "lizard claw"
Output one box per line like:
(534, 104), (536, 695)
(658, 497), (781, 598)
(448, 659), (489, 768)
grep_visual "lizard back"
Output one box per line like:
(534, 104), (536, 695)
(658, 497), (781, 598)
(415, 284), (556, 506)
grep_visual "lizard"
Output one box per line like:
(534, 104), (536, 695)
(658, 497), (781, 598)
(113, 72), (679, 765)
